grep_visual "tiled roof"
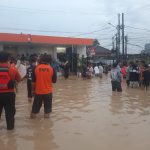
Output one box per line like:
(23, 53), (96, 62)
(88, 45), (111, 56)
(95, 46), (111, 54)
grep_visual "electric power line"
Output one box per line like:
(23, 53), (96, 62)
(0, 25), (114, 39)
(128, 36), (150, 39)
(127, 43), (144, 48)
(69, 27), (112, 37)
(126, 25), (150, 32)
(101, 43), (112, 48)
(97, 38), (112, 40)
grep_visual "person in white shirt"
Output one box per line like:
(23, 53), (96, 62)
(86, 64), (93, 78)
(99, 64), (103, 78)
(94, 64), (99, 77)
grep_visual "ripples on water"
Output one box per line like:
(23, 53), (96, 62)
(0, 75), (150, 150)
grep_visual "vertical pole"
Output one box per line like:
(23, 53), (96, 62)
(125, 35), (128, 62)
(112, 36), (115, 63)
(112, 36), (115, 50)
(122, 13), (125, 62)
(72, 45), (74, 73)
(115, 34), (118, 61)
(0, 44), (4, 51)
(117, 13), (121, 62)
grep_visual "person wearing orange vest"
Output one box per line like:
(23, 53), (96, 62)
(30, 54), (57, 118)
(0, 52), (21, 130)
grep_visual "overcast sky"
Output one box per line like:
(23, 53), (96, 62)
(0, 0), (150, 53)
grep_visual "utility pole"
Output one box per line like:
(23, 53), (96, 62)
(116, 13), (121, 62)
(72, 45), (74, 73)
(125, 35), (128, 62)
(115, 34), (118, 56)
(112, 36), (115, 63)
(122, 13), (125, 62)
(109, 13), (125, 62)
(112, 36), (115, 51)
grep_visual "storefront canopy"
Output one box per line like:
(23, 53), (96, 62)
(0, 33), (94, 46)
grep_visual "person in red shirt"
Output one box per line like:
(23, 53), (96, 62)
(31, 54), (57, 118)
(121, 62), (127, 78)
(0, 52), (21, 130)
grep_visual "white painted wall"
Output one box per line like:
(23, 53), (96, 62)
(77, 46), (87, 58)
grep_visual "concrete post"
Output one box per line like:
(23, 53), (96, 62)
(0, 44), (4, 51)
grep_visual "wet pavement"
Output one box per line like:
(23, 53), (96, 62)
(0, 75), (150, 150)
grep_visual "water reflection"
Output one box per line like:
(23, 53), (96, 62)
(109, 92), (124, 114)
(109, 84), (150, 115)
(125, 88), (150, 115)
(0, 132), (17, 150)
(0, 76), (150, 150)
(31, 119), (58, 150)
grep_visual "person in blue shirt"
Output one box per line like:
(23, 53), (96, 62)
(110, 63), (122, 92)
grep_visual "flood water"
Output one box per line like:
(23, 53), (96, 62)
(0, 75), (150, 150)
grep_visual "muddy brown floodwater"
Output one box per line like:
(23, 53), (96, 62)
(0, 75), (150, 150)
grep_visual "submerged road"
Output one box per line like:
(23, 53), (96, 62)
(0, 75), (150, 150)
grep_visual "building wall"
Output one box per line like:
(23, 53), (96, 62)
(3, 44), (87, 60)
(0, 44), (3, 51)
(77, 46), (87, 58)
(145, 44), (150, 53)
(4, 45), (57, 60)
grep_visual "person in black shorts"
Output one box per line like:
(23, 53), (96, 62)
(26, 55), (37, 102)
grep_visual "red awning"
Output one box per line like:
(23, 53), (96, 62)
(0, 33), (94, 46)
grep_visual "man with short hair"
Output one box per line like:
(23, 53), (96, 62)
(31, 54), (57, 118)
(110, 63), (122, 92)
(0, 52), (21, 130)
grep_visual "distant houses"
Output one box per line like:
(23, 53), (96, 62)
(87, 44), (112, 64)
(142, 43), (150, 54)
